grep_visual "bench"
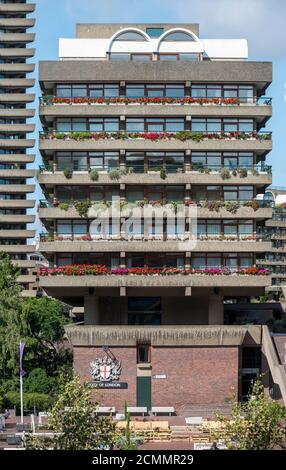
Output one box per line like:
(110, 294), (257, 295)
(95, 407), (116, 416)
(185, 417), (204, 427)
(152, 407), (175, 416)
(127, 406), (148, 416)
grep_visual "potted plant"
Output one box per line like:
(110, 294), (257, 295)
(89, 169), (99, 181)
(63, 168), (73, 179)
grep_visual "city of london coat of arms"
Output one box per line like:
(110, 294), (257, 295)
(90, 353), (122, 383)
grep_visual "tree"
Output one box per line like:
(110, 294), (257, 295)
(26, 376), (119, 450)
(0, 253), (24, 379)
(0, 253), (72, 394)
(214, 379), (286, 450)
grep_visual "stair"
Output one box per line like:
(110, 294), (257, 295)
(170, 426), (190, 442)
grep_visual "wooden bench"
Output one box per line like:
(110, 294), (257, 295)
(126, 406), (148, 416)
(152, 406), (175, 416)
(95, 407), (116, 416)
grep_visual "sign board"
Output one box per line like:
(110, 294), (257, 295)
(86, 381), (128, 389)
(153, 374), (167, 379)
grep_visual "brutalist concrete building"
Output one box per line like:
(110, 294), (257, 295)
(38, 23), (286, 412)
(0, 0), (36, 292)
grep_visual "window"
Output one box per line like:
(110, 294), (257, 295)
(191, 84), (254, 102)
(146, 27), (164, 37)
(162, 31), (195, 41)
(192, 253), (253, 269)
(191, 119), (254, 133)
(126, 83), (185, 98)
(126, 117), (185, 132)
(114, 31), (147, 41)
(128, 297), (162, 325)
(109, 53), (152, 61)
(56, 118), (119, 133)
(137, 344), (151, 363)
(55, 84), (119, 98)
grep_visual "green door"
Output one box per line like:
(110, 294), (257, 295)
(137, 376), (151, 411)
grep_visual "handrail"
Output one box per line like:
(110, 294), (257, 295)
(39, 95), (272, 106)
(262, 325), (286, 404)
(38, 163), (272, 174)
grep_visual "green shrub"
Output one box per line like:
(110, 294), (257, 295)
(239, 167), (248, 178)
(63, 168), (73, 179)
(109, 169), (121, 180)
(220, 168), (231, 180)
(24, 368), (56, 394)
(74, 200), (91, 218)
(160, 168), (168, 180)
(4, 392), (53, 411)
(89, 169), (99, 181)
(59, 203), (69, 211)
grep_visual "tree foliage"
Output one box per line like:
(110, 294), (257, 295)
(0, 253), (72, 395)
(214, 379), (286, 450)
(26, 376), (119, 450)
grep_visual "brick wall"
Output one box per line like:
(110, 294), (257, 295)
(151, 346), (239, 412)
(73, 346), (137, 410)
(73, 345), (239, 412)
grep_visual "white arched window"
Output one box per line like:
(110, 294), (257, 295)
(113, 31), (148, 41)
(161, 31), (196, 41)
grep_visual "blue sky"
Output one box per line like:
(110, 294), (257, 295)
(30, 0), (286, 234)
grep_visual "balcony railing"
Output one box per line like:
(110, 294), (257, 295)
(39, 232), (258, 243)
(38, 162), (272, 175)
(39, 130), (272, 143)
(38, 264), (269, 277)
(38, 199), (272, 212)
(39, 95), (272, 107)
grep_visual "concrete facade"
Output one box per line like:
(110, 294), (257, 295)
(0, 1), (36, 291)
(38, 23), (277, 407)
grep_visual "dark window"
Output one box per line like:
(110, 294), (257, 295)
(128, 297), (161, 325)
(137, 344), (151, 363)
(146, 27), (164, 38)
(242, 347), (261, 368)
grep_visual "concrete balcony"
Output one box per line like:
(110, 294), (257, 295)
(39, 136), (272, 155)
(0, 93), (35, 103)
(266, 219), (286, 228)
(38, 205), (272, 221)
(0, 153), (35, 164)
(39, 102), (272, 121)
(65, 324), (262, 347)
(0, 48), (35, 59)
(0, 244), (35, 254)
(39, 239), (272, 254)
(0, 214), (35, 223)
(0, 3), (36, 13)
(0, 63), (35, 73)
(0, 108), (35, 118)
(21, 290), (37, 298)
(0, 199), (35, 209)
(17, 274), (36, 284)
(0, 229), (35, 239)
(0, 33), (35, 44)
(0, 18), (35, 29)
(0, 78), (35, 88)
(0, 183), (35, 193)
(12, 259), (36, 269)
(0, 123), (35, 133)
(0, 138), (35, 148)
(39, 273), (272, 289)
(37, 169), (272, 187)
(0, 168), (35, 178)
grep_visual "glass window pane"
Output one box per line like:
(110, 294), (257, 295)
(126, 85), (144, 98)
(126, 119), (144, 132)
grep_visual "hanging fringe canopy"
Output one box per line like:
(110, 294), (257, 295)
(65, 325), (262, 346)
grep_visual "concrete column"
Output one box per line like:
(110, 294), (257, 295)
(84, 295), (100, 325)
(208, 294), (224, 325)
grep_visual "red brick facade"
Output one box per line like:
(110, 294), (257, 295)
(73, 345), (239, 411)
(73, 346), (137, 407)
(151, 346), (239, 410)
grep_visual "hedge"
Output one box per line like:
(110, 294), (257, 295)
(4, 392), (54, 411)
